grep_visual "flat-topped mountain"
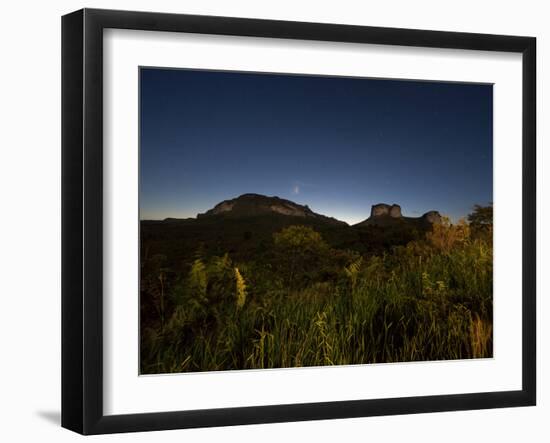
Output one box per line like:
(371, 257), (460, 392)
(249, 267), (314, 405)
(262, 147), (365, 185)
(157, 195), (442, 229)
(354, 203), (442, 227)
(196, 193), (346, 225)
(142, 195), (446, 266)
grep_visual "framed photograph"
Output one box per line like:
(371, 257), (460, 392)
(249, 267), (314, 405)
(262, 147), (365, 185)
(61, 8), (536, 435)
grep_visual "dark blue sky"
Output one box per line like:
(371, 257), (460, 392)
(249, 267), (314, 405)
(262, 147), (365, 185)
(140, 68), (492, 224)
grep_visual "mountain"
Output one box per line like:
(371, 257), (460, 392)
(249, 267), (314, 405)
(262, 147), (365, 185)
(354, 203), (442, 228)
(143, 194), (351, 265)
(141, 196), (443, 266)
(196, 193), (346, 225)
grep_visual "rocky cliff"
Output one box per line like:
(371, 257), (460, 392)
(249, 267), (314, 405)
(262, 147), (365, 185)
(197, 193), (346, 225)
(370, 203), (403, 218)
(356, 203), (442, 226)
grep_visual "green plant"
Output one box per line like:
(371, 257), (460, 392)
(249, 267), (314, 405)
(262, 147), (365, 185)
(234, 267), (247, 310)
(140, 220), (493, 374)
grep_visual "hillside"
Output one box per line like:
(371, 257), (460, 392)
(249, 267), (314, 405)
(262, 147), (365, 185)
(141, 194), (442, 267)
(197, 193), (346, 225)
(139, 196), (493, 374)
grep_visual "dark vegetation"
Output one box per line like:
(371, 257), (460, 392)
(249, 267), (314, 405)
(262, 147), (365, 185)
(140, 201), (493, 374)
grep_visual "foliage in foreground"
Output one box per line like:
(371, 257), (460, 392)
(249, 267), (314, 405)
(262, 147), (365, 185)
(140, 211), (493, 374)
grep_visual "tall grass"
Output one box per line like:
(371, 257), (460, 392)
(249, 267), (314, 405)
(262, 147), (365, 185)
(140, 226), (492, 374)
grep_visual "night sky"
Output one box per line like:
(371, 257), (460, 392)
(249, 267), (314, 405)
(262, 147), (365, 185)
(140, 68), (492, 225)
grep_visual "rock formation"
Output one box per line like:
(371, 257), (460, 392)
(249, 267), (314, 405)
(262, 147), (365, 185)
(356, 203), (442, 227)
(370, 203), (403, 218)
(421, 210), (442, 224)
(197, 193), (346, 225)
(182, 194), (441, 229)
(390, 204), (402, 218)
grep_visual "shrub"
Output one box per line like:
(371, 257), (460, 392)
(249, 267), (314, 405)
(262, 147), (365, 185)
(273, 225), (329, 289)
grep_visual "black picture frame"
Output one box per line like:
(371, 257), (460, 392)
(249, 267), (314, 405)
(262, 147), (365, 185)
(62, 8), (536, 435)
